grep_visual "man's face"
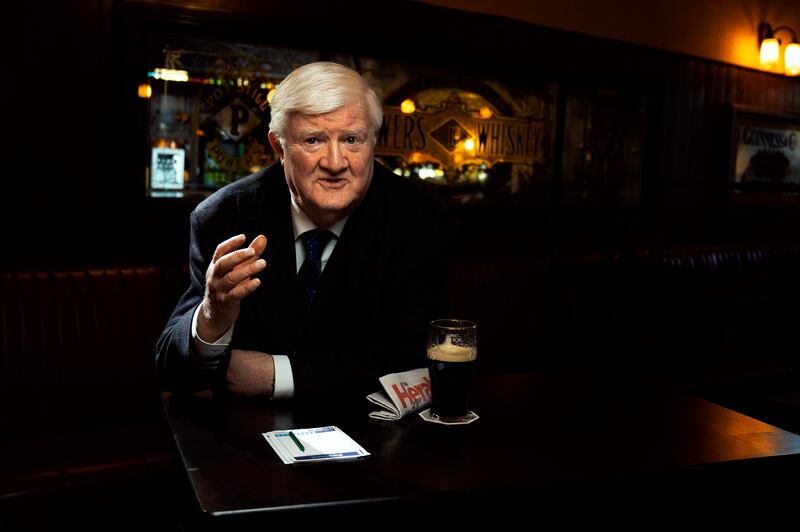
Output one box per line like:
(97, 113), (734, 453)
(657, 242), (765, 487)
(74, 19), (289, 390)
(270, 102), (375, 227)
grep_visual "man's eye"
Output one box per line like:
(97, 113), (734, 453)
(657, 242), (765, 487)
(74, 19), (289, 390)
(304, 138), (318, 145)
(344, 136), (358, 144)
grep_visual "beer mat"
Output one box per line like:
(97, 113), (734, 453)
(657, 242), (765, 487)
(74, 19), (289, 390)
(367, 367), (432, 421)
(418, 408), (479, 425)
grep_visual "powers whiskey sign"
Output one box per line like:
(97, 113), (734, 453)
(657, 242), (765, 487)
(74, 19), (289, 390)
(376, 92), (548, 170)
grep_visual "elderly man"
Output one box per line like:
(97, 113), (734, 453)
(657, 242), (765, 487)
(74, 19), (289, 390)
(155, 62), (453, 399)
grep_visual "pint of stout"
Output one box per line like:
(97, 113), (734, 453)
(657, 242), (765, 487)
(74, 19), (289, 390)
(427, 320), (477, 422)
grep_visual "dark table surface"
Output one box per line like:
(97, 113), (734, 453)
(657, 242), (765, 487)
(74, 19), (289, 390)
(162, 369), (800, 526)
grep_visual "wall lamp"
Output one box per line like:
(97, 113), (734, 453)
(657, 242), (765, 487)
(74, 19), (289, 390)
(759, 22), (800, 76)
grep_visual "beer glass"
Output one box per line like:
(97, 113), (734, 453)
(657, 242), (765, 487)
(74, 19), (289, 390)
(427, 319), (477, 423)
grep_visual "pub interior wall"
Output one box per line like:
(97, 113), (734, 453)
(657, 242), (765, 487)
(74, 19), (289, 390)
(5, 0), (800, 271)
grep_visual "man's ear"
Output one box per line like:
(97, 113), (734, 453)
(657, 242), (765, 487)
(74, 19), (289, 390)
(268, 132), (284, 162)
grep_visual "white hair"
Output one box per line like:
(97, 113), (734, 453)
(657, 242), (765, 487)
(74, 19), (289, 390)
(268, 62), (383, 147)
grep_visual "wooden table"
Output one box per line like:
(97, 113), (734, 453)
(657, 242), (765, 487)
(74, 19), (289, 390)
(162, 370), (800, 528)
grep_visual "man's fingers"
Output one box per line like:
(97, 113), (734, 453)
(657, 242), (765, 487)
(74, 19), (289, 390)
(213, 234), (267, 275)
(249, 234), (268, 257)
(232, 235), (268, 273)
(215, 246), (257, 275)
(212, 234), (246, 262)
(219, 259), (266, 291)
(228, 277), (261, 299)
(233, 255), (257, 272)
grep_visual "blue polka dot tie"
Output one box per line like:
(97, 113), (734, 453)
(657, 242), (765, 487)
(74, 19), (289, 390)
(296, 229), (334, 326)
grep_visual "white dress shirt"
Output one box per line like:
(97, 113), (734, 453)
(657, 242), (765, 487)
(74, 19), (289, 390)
(190, 195), (348, 399)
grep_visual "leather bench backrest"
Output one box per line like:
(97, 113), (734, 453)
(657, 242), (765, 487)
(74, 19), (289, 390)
(1, 268), (162, 433)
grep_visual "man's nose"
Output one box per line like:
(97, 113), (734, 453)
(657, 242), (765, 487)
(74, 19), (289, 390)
(320, 142), (347, 173)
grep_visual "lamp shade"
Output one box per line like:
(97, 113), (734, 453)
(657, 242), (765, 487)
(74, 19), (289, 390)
(760, 38), (780, 70)
(785, 42), (800, 76)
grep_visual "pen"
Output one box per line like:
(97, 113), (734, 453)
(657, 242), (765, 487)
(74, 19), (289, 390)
(288, 431), (305, 452)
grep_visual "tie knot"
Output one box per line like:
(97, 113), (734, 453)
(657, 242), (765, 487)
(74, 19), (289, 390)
(300, 229), (334, 265)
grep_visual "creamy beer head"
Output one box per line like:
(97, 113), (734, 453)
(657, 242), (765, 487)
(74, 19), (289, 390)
(427, 320), (477, 363)
(427, 343), (476, 362)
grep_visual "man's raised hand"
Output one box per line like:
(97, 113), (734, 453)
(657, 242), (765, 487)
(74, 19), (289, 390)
(198, 233), (267, 342)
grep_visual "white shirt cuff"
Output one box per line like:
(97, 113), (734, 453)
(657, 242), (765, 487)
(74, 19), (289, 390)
(271, 355), (295, 399)
(191, 304), (233, 367)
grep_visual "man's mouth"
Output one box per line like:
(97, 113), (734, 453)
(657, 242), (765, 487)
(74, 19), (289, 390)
(318, 178), (347, 189)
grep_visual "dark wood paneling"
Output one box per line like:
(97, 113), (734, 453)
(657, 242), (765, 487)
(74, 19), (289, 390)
(0, 268), (162, 433)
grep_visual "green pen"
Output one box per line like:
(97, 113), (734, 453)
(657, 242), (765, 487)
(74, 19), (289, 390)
(288, 431), (305, 452)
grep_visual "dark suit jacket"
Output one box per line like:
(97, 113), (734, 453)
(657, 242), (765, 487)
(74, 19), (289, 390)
(155, 161), (453, 398)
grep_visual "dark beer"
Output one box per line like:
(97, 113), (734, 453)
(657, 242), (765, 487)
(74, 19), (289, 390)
(427, 344), (476, 420)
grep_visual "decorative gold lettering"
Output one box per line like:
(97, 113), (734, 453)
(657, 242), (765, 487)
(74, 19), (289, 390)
(415, 116), (426, 150)
(403, 115), (416, 151)
(374, 105), (547, 167)
(392, 114), (403, 150)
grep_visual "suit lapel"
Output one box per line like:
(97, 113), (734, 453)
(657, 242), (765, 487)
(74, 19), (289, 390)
(256, 168), (298, 350)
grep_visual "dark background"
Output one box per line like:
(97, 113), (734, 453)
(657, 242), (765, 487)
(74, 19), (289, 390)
(3, 1), (800, 528)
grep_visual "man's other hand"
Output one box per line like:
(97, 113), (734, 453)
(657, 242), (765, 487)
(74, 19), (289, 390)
(226, 349), (275, 397)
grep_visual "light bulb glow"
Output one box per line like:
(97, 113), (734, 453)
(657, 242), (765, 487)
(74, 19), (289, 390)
(785, 42), (800, 76)
(400, 99), (416, 114)
(760, 38), (780, 70)
(418, 168), (436, 179)
(153, 68), (189, 82)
